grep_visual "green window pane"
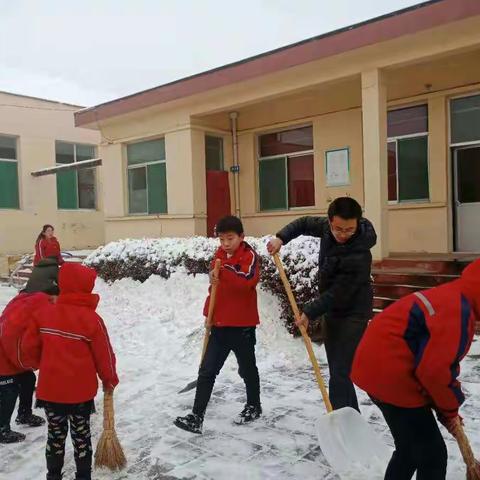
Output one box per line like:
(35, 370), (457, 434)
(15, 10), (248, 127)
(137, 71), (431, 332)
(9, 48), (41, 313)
(76, 144), (96, 162)
(128, 167), (147, 213)
(127, 139), (165, 165)
(147, 163), (168, 214)
(0, 135), (17, 160)
(56, 141), (75, 164)
(0, 161), (19, 209)
(57, 170), (78, 209)
(259, 158), (287, 211)
(451, 95), (480, 144)
(398, 136), (429, 202)
(205, 136), (224, 171)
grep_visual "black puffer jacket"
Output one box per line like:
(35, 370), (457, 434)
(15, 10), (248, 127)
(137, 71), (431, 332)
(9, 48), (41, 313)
(276, 216), (377, 320)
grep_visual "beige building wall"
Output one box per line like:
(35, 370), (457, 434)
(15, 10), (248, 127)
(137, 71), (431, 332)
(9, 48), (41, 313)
(0, 92), (103, 268)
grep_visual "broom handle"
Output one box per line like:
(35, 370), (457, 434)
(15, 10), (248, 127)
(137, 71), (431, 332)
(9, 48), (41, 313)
(103, 389), (115, 431)
(454, 420), (479, 474)
(273, 254), (333, 413)
(200, 259), (222, 362)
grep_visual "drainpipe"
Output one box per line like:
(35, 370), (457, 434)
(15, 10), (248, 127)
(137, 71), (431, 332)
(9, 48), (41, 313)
(229, 111), (241, 218)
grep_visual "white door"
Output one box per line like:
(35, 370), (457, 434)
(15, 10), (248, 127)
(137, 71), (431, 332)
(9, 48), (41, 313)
(454, 145), (480, 251)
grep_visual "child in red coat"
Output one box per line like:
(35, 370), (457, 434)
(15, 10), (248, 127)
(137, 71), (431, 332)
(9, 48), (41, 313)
(34, 224), (64, 266)
(21, 263), (119, 480)
(175, 216), (261, 434)
(351, 259), (480, 480)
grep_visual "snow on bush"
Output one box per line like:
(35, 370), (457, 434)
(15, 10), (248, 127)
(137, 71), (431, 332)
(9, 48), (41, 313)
(85, 236), (323, 337)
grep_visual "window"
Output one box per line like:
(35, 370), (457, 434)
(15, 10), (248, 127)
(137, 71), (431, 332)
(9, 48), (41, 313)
(387, 105), (429, 202)
(127, 138), (167, 214)
(258, 126), (314, 211)
(55, 141), (96, 209)
(451, 94), (480, 145)
(205, 136), (224, 171)
(0, 135), (19, 209)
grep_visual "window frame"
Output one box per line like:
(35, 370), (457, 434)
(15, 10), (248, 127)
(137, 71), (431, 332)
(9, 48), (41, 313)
(126, 137), (167, 216)
(55, 140), (97, 211)
(387, 106), (430, 204)
(257, 125), (315, 212)
(0, 134), (20, 210)
(449, 91), (480, 148)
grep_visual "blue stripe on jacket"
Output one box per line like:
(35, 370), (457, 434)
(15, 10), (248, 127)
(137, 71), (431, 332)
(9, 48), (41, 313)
(404, 302), (431, 367)
(448, 295), (471, 405)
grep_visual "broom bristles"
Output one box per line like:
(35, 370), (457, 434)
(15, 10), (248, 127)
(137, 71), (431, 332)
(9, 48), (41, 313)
(94, 390), (127, 471)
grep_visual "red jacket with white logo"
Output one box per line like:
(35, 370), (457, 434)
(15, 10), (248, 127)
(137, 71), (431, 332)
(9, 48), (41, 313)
(0, 292), (51, 376)
(203, 242), (260, 327)
(21, 263), (119, 404)
(351, 260), (480, 418)
(34, 237), (64, 266)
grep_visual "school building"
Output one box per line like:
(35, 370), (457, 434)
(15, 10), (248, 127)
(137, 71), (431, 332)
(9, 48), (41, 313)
(74, 0), (480, 261)
(0, 91), (103, 273)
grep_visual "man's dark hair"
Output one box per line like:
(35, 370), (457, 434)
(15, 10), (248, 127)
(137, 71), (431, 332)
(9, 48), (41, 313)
(215, 215), (244, 236)
(327, 197), (362, 221)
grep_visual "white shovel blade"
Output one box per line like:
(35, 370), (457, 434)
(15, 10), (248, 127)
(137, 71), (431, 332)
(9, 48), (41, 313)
(316, 407), (391, 479)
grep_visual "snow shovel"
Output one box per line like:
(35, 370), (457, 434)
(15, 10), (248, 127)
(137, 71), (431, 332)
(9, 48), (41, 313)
(273, 253), (391, 478)
(178, 259), (222, 394)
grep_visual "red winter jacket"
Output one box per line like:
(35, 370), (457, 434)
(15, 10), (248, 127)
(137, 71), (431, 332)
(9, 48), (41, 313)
(203, 242), (260, 327)
(34, 237), (64, 266)
(21, 263), (119, 404)
(0, 292), (51, 376)
(352, 260), (480, 418)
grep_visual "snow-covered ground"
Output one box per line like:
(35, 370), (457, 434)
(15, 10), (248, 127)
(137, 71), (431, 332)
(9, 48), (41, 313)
(0, 273), (479, 479)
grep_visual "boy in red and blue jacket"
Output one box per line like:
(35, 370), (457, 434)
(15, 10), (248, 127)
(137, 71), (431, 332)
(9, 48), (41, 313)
(175, 216), (261, 434)
(351, 259), (480, 479)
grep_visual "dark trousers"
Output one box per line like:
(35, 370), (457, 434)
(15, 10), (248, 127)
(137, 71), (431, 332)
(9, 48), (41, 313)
(0, 375), (19, 429)
(375, 401), (447, 480)
(16, 370), (36, 416)
(45, 407), (92, 480)
(193, 326), (260, 417)
(324, 315), (368, 411)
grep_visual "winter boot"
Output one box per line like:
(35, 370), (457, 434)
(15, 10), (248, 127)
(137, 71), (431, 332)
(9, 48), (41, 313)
(234, 404), (262, 425)
(16, 413), (46, 427)
(46, 474), (62, 480)
(0, 426), (26, 443)
(174, 413), (203, 434)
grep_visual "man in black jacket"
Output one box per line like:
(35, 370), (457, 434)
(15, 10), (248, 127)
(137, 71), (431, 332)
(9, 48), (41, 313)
(267, 197), (376, 411)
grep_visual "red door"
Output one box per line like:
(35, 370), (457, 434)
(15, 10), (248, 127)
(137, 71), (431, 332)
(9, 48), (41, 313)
(206, 170), (231, 237)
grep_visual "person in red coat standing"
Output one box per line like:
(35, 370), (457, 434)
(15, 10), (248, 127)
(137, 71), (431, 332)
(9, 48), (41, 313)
(351, 259), (480, 480)
(21, 263), (119, 480)
(175, 215), (261, 434)
(33, 224), (64, 266)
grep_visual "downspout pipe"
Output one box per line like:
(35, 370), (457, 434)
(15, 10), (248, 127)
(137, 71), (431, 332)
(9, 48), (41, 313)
(229, 111), (241, 218)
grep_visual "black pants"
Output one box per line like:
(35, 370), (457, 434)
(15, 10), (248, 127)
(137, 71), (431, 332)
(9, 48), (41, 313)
(0, 375), (19, 429)
(193, 327), (260, 417)
(16, 370), (36, 416)
(45, 406), (93, 479)
(374, 401), (448, 480)
(324, 315), (368, 411)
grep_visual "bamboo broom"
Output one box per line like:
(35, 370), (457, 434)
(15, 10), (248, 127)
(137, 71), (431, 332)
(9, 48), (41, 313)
(94, 389), (127, 471)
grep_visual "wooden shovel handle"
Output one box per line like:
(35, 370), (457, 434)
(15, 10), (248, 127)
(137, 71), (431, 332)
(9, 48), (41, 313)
(201, 259), (222, 361)
(273, 253), (333, 413)
(454, 421), (480, 478)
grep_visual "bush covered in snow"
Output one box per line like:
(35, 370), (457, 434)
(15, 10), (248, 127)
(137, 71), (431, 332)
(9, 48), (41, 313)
(85, 236), (324, 338)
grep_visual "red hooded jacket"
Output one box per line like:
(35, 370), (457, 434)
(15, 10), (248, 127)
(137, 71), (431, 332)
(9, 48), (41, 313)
(351, 260), (480, 418)
(21, 263), (119, 404)
(0, 292), (51, 376)
(34, 236), (64, 266)
(203, 241), (260, 327)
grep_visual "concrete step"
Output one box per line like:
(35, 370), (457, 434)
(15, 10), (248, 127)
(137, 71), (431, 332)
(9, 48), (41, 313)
(373, 259), (468, 275)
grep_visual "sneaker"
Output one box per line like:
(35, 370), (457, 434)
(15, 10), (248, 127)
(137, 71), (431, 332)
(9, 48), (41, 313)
(174, 413), (203, 434)
(16, 413), (46, 427)
(0, 426), (26, 444)
(234, 404), (262, 425)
